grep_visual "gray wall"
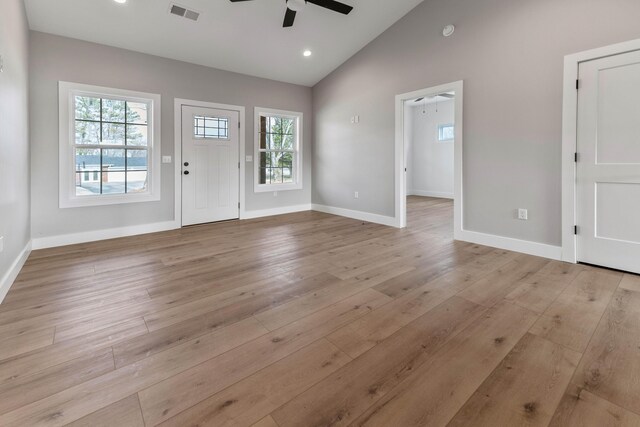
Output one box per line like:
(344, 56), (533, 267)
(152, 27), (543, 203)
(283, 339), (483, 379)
(0, 0), (30, 281)
(408, 101), (454, 197)
(30, 32), (312, 239)
(312, 0), (640, 246)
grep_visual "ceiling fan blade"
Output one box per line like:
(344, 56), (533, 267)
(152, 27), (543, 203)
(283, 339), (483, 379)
(306, 0), (353, 15)
(283, 8), (297, 27)
(414, 98), (424, 103)
(438, 93), (455, 99)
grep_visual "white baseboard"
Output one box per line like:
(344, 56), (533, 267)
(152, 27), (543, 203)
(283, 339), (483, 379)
(32, 221), (180, 250)
(312, 204), (398, 227)
(456, 229), (562, 261)
(31, 204), (313, 250)
(0, 240), (32, 304)
(241, 204), (311, 220)
(408, 190), (454, 199)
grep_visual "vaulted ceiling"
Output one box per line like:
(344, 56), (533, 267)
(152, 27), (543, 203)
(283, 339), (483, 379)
(24, 0), (424, 86)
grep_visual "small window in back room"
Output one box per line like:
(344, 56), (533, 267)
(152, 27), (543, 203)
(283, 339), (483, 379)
(438, 124), (454, 142)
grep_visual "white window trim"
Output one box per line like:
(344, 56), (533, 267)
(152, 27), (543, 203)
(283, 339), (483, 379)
(253, 107), (303, 193)
(58, 81), (162, 208)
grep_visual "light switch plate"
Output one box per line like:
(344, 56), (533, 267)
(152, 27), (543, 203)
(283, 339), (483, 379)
(246, 156), (253, 162)
(0, 236), (4, 253)
(162, 156), (172, 164)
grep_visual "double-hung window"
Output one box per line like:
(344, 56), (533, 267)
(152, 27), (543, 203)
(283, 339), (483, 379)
(59, 82), (161, 208)
(254, 108), (303, 192)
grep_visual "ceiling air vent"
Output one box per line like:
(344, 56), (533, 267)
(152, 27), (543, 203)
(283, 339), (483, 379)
(169, 4), (200, 21)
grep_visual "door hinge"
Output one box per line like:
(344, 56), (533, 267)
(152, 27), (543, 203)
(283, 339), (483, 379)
(238, 202), (240, 208)
(576, 79), (580, 90)
(574, 225), (578, 235)
(238, 121), (241, 129)
(238, 162), (240, 169)
(574, 152), (578, 163)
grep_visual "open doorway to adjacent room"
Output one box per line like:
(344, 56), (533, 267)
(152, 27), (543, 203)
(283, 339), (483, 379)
(395, 81), (463, 238)
(405, 92), (455, 234)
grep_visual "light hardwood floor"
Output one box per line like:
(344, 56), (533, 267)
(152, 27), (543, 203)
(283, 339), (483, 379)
(1, 196), (639, 426)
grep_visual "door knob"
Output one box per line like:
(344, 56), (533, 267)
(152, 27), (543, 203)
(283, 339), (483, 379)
(184, 171), (190, 175)
(184, 162), (189, 167)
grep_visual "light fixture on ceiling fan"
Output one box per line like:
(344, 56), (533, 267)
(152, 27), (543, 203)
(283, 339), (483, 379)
(229, 0), (354, 28)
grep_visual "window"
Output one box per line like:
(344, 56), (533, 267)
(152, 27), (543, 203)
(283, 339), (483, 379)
(254, 108), (303, 192)
(194, 115), (229, 139)
(438, 124), (455, 142)
(59, 82), (161, 208)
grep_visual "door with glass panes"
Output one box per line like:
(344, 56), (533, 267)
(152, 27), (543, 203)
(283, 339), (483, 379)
(181, 106), (239, 226)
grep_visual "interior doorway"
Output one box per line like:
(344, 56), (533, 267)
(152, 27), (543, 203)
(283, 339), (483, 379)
(395, 81), (463, 237)
(404, 93), (455, 233)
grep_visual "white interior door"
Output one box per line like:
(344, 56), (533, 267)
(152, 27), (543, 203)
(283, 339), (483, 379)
(577, 50), (640, 274)
(181, 105), (239, 226)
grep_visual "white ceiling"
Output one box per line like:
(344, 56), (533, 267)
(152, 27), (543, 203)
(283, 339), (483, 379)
(24, 0), (424, 86)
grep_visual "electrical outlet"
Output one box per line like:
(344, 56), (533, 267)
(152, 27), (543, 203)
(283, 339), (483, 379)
(162, 156), (172, 164)
(354, 191), (359, 199)
(518, 208), (528, 220)
(354, 115), (360, 124)
(245, 155), (253, 162)
(0, 236), (4, 253)
(273, 191), (278, 197)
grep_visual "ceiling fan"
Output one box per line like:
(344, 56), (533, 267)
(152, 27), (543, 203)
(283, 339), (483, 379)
(230, 0), (354, 28)
(414, 93), (455, 103)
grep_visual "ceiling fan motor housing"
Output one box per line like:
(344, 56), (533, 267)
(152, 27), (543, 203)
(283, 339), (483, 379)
(230, 0), (353, 28)
(287, 0), (306, 12)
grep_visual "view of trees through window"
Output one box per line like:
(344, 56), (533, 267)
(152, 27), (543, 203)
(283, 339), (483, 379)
(258, 115), (295, 185)
(74, 96), (150, 195)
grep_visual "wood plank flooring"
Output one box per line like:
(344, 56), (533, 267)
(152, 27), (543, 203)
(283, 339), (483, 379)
(0, 196), (639, 426)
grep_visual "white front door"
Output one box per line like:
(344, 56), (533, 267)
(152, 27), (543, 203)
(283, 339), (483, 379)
(181, 105), (239, 226)
(577, 50), (640, 274)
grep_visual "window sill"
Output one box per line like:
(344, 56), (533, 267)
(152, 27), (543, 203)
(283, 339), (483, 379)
(254, 183), (302, 193)
(59, 192), (161, 209)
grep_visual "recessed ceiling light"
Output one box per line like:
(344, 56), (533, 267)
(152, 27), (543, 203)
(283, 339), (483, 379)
(303, 50), (312, 57)
(114, 0), (127, 4)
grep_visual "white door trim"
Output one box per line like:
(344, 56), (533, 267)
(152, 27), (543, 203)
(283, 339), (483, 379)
(174, 99), (246, 226)
(394, 80), (463, 236)
(561, 39), (640, 263)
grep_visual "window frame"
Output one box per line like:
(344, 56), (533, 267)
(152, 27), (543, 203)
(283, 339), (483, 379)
(194, 115), (230, 140)
(58, 81), (162, 208)
(438, 123), (455, 142)
(253, 107), (303, 193)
